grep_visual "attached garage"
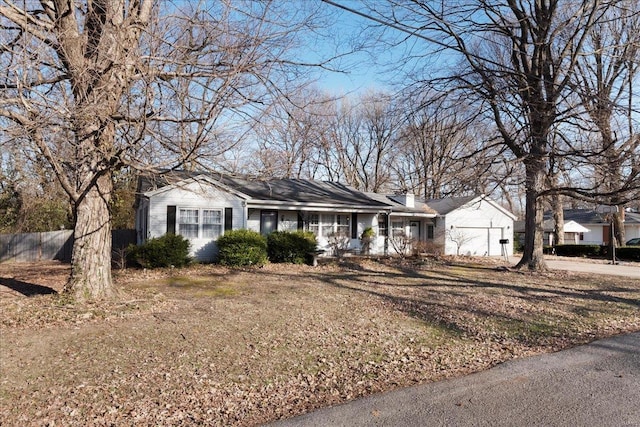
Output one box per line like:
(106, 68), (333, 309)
(427, 195), (516, 257)
(453, 227), (508, 256)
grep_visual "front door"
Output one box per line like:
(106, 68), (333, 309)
(409, 221), (420, 241)
(260, 210), (278, 235)
(602, 225), (611, 245)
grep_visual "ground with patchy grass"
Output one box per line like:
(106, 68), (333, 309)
(1, 257), (639, 426)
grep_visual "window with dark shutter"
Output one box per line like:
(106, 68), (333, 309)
(167, 205), (176, 234)
(351, 213), (358, 238)
(224, 208), (233, 231)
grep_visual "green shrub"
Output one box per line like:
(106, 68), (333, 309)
(267, 230), (317, 264)
(217, 229), (267, 266)
(127, 233), (191, 268)
(553, 244), (601, 257)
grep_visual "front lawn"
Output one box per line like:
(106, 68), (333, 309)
(1, 258), (638, 426)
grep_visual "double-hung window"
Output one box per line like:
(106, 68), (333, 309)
(179, 209), (199, 238)
(307, 213), (351, 237)
(336, 214), (350, 236)
(378, 214), (388, 237)
(202, 210), (222, 239)
(178, 208), (222, 239)
(308, 214), (319, 235)
(392, 221), (405, 237)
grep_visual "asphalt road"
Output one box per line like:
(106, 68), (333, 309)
(269, 332), (640, 427)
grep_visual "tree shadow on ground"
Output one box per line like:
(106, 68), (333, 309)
(0, 277), (58, 296)
(289, 258), (640, 348)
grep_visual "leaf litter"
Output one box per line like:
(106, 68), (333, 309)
(1, 257), (638, 426)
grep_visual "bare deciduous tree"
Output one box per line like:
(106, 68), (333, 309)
(392, 96), (499, 199)
(315, 91), (399, 191)
(571, 1), (640, 246)
(1, 0), (324, 299)
(352, 0), (640, 270)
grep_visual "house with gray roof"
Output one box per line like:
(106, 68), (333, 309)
(135, 172), (516, 261)
(547, 209), (640, 246)
(514, 208), (640, 246)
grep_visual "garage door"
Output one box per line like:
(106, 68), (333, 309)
(456, 227), (504, 256)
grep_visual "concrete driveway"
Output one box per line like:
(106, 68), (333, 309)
(269, 332), (640, 427)
(509, 256), (640, 279)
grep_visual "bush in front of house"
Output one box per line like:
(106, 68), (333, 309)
(127, 233), (191, 268)
(217, 229), (267, 266)
(553, 244), (602, 258)
(267, 230), (317, 264)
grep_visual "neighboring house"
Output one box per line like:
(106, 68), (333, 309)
(515, 208), (640, 246)
(135, 172), (516, 261)
(556, 209), (640, 245)
(541, 220), (591, 245)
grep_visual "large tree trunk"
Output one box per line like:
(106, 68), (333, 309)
(64, 172), (114, 300)
(516, 157), (547, 271)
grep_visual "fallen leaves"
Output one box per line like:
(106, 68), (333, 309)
(1, 258), (638, 426)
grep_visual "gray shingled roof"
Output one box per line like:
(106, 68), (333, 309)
(543, 209), (640, 225)
(421, 195), (478, 215)
(139, 171), (390, 208)
(216, 175), (390, 207)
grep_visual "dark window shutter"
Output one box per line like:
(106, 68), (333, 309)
(297, 212), (304, 230)
(351, 213), (358, 239)
(167, 206), (176, 234)
(224, 207), (233, 231)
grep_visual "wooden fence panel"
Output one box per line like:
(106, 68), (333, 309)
(0, 229), (136, 263)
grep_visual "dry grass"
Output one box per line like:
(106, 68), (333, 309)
(1, 257), (639, 426)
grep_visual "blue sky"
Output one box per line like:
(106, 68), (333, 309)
(304, 1), (394, 95)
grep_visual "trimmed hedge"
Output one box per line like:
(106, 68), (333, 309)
(615, 247), (640, 262)
(553, 244), (602, 257)
(127, 233), (191, 268)
(549, 244), (640, 261)
(217, 229), (267, 266)
(267, 230), (317, 265)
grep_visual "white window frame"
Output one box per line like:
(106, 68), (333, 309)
(202, 209), (223, 239)
(178, 207), (223, 239)
(391, 220), (405, 237)
(178, 208), (199, 239)
(307, 213), (350, 238)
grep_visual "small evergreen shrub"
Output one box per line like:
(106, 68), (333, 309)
(127, 233), (191, 268)
(267, 230), (317, 264)
(217, 229), (267, 266)
(360, 227), (376, 255)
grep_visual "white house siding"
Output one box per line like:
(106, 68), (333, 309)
(582, 224), (640, 245)
(146, 181), (246, 262)
(626, 225), (640, 241)
(441, 200), (514, 256)
(581, 226), (605, 245)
